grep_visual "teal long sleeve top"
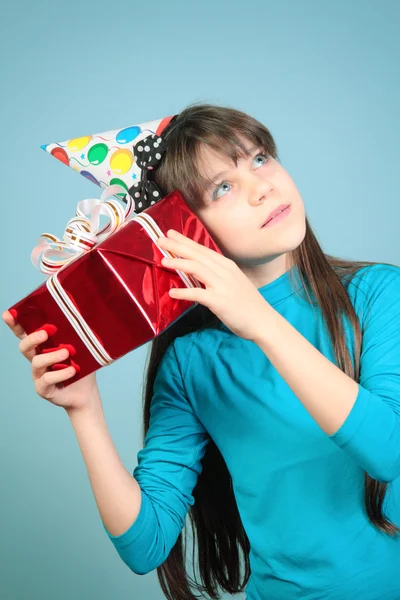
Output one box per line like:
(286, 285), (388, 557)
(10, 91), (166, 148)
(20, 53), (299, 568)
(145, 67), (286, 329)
(104, 263), (400, 599)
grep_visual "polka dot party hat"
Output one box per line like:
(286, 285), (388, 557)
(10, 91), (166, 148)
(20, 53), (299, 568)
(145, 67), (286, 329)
(40, 114), (177, 214)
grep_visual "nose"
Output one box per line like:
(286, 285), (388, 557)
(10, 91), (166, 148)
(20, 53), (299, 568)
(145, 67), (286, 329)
(246, 173), (274, 206)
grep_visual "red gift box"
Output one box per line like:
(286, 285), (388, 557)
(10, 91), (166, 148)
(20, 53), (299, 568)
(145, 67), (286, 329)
(9, 188), (223, 387)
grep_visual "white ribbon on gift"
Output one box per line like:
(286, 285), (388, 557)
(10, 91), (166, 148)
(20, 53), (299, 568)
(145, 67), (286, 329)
(31, 185), (202, 366)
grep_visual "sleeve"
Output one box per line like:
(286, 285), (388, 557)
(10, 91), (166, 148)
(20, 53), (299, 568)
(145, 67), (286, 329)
(102, 340), (210, 574)
(328, 265), (400, 483)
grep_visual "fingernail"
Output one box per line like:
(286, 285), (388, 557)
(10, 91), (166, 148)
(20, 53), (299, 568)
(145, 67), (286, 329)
(9, 309), (18, 320)
(51, 363), (69, 371)
(59, 343), (76, 356)
(70, 359), (80, 373)
(34, 323), (58, 336)
(42, 343), (76, 356)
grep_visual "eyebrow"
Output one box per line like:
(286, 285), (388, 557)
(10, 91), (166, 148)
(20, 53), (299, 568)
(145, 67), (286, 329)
(204, 145), (261, 192)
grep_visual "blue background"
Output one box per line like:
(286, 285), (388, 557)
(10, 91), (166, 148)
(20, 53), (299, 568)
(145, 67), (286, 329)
(0, 0), (399, 598)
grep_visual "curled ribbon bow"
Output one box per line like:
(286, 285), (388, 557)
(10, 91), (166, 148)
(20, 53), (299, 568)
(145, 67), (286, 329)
(31, 184), (134, 275)
(127, 134), (168, 213)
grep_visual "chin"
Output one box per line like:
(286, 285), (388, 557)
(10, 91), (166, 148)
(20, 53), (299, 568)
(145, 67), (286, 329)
(286, 220), (307, 251)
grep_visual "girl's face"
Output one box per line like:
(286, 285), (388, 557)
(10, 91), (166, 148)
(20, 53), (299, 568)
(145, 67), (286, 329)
(194, 136), (307, 287)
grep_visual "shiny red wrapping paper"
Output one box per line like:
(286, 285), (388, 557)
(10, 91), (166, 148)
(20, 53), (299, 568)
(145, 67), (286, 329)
(8, 190), (223, 387)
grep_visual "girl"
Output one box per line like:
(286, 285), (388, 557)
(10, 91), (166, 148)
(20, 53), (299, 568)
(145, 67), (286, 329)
(4, 102), (400, 600)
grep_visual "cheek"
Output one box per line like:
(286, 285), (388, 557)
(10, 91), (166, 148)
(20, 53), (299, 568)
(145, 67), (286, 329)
(211, 220), (240, 241)
(197, 206), (238, 235)
(199, 214), (241, 250)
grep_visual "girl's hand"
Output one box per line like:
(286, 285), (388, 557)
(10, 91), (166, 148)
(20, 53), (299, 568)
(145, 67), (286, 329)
(157, 229), (270, 341)
(2, 310), (101, 413)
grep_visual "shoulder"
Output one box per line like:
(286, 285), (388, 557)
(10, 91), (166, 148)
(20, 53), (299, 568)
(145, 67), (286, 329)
(344, 263), (400, 326)
(171, 325), (229, 376)
(162, 330), (200, 382)
(346, 263), (400, 296)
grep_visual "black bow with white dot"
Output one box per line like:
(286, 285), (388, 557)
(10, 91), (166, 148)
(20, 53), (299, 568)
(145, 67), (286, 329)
(127, 134), (168, 214)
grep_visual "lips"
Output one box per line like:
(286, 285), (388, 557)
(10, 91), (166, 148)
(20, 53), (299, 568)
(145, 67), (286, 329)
(263, 204), (290, 226)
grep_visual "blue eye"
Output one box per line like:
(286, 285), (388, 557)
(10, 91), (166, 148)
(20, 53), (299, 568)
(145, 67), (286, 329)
(212, 153), (269, 200)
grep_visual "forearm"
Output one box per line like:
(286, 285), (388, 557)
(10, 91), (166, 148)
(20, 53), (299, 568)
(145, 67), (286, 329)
(253, 305), (359, 436)
(66, 398), (142, 537)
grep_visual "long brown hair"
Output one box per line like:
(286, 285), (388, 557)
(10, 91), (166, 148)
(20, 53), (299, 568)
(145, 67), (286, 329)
(140, 102), (399, 599)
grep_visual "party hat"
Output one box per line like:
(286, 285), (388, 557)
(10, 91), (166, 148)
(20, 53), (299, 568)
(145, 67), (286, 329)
(40, 115), (175, 200)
